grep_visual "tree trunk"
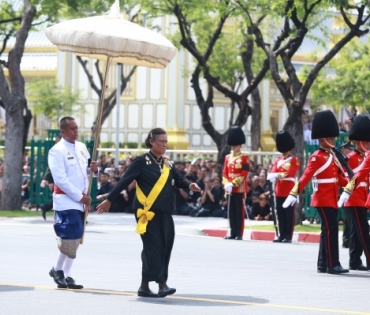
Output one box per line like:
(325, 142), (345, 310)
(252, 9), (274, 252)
(284, 106), (304, 224)
(216, 133), (230, 177)
(0, 96), (24, 210)
(23, 106), (32, 151)
(250, 87), (261, 151)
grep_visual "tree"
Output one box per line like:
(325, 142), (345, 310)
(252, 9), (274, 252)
(0, 0), (119, 210)
(77, 60), (136, 138)
(141, 0), (275, 174)
(27, 78), (81, 126)
(238, 0), (370, 222)
(306, 38), (370, 112)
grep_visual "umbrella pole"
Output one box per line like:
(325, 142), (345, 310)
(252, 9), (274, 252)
(81, 56), (113, 244)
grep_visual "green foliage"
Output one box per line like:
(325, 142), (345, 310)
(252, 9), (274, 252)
(141, 0), (266, 90)
(0, 0), (139, 41)
(100, 141), (142, 148)
(304, 38), (370, 111)
(27, 78), (81, 123)
(100, 141), (115, 148)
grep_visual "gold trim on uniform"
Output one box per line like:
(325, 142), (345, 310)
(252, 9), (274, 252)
(278, 172), (288, 179)
(344, 177), (356, 195)
(290, 181), (300, 196)
(232, 176), (245, 187)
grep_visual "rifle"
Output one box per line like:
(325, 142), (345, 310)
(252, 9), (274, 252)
(344, 106), (356, 124)
(331, 147), (354, 179)
(271, 181), (279, 238)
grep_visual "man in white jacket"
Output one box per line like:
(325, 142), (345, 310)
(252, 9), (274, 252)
(48, 116), (98, 289)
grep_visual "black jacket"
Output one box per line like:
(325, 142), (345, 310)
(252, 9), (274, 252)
(107, 153), (190, 214)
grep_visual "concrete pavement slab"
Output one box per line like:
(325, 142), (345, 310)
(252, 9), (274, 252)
(0, 213), (368, 315)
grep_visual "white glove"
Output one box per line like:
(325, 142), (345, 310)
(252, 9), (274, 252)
(267, 173), (279, 183)
(283, 195), (297, 208)
(338, 191), (350, 208)
(224, 182), (234, 194)
(40, 180), (48, 188)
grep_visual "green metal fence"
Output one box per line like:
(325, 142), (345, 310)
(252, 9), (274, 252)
(28, 131), (97, 209)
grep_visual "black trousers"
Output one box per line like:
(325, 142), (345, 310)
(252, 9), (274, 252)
(342, 207), (352, 247)
(139, 211), (175, 283)
(276, 197), (295, 240)
(228, 193), (245, 238)
(316, 207), (340, 269)
(348, 207), (370, 268)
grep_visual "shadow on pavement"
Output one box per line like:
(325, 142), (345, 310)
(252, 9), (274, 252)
(71, 289), (268, 306)
(135, 294), (269, 306)
(0, 285), (34, 293)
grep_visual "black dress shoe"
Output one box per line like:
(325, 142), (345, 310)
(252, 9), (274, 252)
(49, 268), (68, 288)
(349, 264), (369, 271)
(327, 265), (349, 274)
(65, 277), (83, 289)
(282, 239), (292, 243)
(138, 287), (158, 298)
(224, 236), (236, 240)
(158, 285), (176, 298)
(273, 238), (283, 243)
(235, 236), (243, 240)
(317, 268), (327, 273)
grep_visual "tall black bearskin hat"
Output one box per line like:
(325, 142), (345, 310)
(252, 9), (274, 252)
(311, 110), (339, 140)
(276, 130), (295, 153)
(227, 125), (246, 146)
(349, 114), (370, 142)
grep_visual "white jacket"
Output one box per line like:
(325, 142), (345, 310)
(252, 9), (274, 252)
(48, 138), (90, 211)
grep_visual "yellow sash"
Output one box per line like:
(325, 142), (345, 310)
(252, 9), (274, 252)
(135, 164), (170, 234)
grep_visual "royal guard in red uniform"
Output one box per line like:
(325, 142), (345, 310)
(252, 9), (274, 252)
(222, 126), (250, 240)
(283, 110), (349, 274)
(338, 114), (370, 271)
(267, 130), (300, 243)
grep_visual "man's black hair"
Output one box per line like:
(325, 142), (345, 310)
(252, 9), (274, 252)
(59, 117), (75, 130)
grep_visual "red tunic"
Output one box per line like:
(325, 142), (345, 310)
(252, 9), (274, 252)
(270, 155), (300, 197)
(290, 148), (348, 208)
(344, 151), (370, 207)
(344, 150), (366, 207)
(222, 152), (249, 194)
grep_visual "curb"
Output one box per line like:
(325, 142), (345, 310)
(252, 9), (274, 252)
(202, 229), (321, 243)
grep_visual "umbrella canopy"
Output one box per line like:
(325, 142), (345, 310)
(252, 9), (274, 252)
(45, 1), (177, 68)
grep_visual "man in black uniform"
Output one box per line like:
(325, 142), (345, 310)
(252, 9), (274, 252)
(97, 128), (201, 298)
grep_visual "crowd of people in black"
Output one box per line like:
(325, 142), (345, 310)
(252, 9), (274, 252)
(89, 154), (275, 221)
(0, 152), (275, 222)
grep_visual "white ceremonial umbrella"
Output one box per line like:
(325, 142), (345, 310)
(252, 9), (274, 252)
(45, 0), (177, 243)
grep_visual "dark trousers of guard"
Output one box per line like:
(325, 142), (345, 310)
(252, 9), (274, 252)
(139, 211), (175, 283)
(228, 193), (245, 238)
(276, 197), (295, 241)
(316, 207), (340, 269)
(348, 207), (370, 268)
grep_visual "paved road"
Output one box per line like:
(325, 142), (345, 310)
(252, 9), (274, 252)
(0, 213), (369, 315)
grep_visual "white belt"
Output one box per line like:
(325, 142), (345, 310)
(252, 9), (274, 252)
(315, 178), (338, 184)
(357, 182), (367, 188)
(312, 177), (337, 192)
(281, 177), (295, 182)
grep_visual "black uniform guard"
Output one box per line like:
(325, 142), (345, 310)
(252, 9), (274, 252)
(97, 128), (200, 298)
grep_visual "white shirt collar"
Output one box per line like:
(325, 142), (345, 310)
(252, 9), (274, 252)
(61, 137), (76, 149)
